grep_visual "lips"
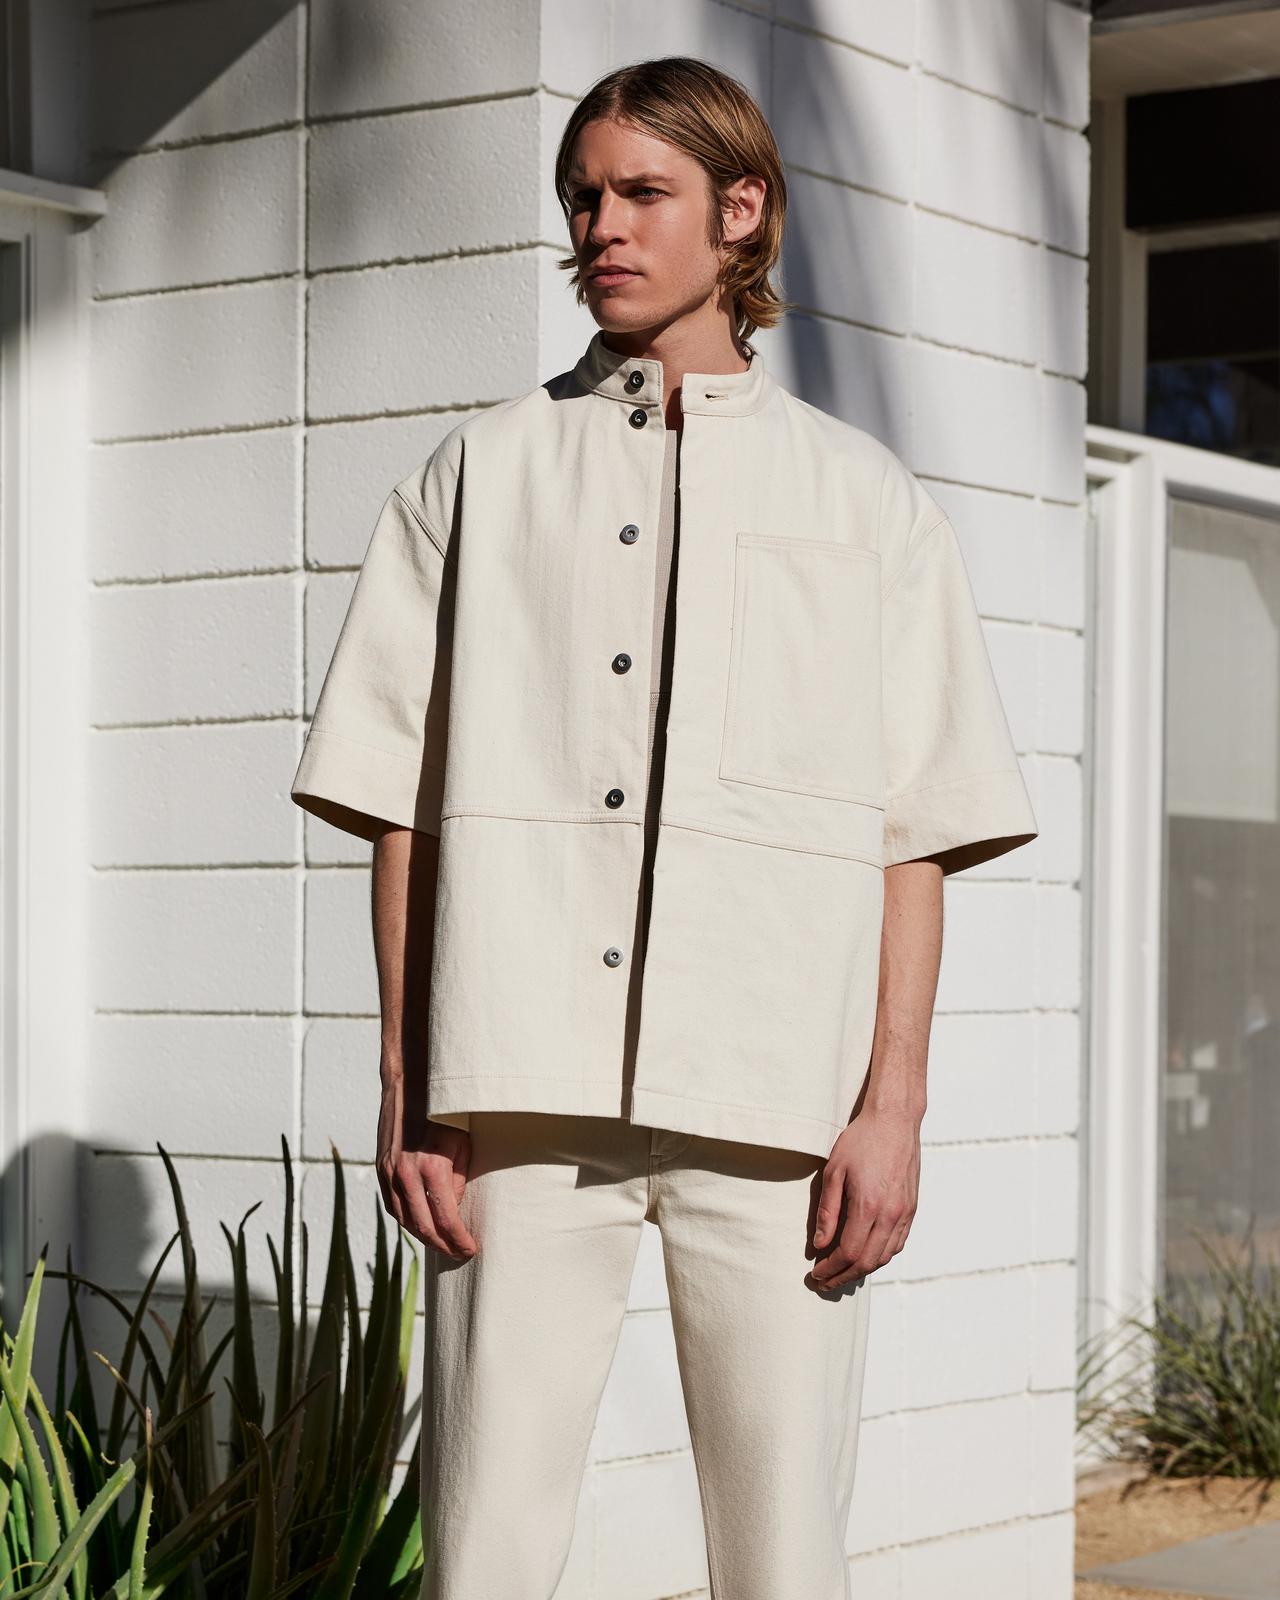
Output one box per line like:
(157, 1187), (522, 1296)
(589, 266), (639, 281)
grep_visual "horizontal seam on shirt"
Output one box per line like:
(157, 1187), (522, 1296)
(441, 806), (643, 823)
(661, 815), (883, 868)
(304, 725), (446, 774)
(886, 765), (1024, 806)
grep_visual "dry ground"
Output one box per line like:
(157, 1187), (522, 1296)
(1076, 1467), (1280, 1599)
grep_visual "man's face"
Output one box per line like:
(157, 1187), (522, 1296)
(566, 117), (730, 336)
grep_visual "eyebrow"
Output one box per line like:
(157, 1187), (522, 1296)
(566, 171), (674, 186)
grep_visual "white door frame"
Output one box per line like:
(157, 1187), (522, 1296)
(0, 170), (103, 1329)
(1083, 421), (1280, 1373)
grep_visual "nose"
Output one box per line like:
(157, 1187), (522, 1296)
(588, 191), (627, 247)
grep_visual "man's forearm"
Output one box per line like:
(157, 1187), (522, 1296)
(370, 825), (441, 1080)
(859, 858), (944, 1119)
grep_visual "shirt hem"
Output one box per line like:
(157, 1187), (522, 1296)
(426, 1076), (843, 1162)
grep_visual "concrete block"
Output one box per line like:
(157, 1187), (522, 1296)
(901, 1394), (1030, 1540)
(919, 0), (1044, 114)
(91, 867), (298, 1013)
(1040, 501), (1086, 629)
(1030, 1262), (1078, 1391)
(1024, 751), (1082, 887)
(306, 251), (540, 420)
(91, 572), (298, 725)
(903, 1519), (1030, 1597)
(90, 720), (302, 866)
(93, 130), (302, 294)
(592, 1448), (708, 1599)
(924, 480), (1040, 624)
(91, 2), (302, 155)
(911, 342), (1041, 496)
(303, 865), (378, 1017)
(936, 880), (1037, 1014)
(308, 98), (539, 270)
(773, 25), (913, 197)
(776, 0), (916, 64)
(1035, 884), (1082, 1012)
(783, 169), (911, 331)
(538, 0), (612, 96)
(898, 1142), (1034, 1280)
(901, 1269), (1033, 1408)
(92, 278), (301, 440)
(915, 210), (1041, 364)
(1029, 1388), (1078, 1514)
(89, 1013), (297, 1157)
(1037, 626), (1085, 755)
(91, 428), (302, 582)
(1032, 1134), (1079, 1263)
(918, 75), (1042, 241)
(1042, 120), (1090, 255)
(309, 0), (538, 117)
(846, 1412), (903, 1553)
(923, 1012), (1037, 1144)
(1044, 0), (1091, 129)
(1042, 373), (1087, 503)
(1043, 246), (1088, 379)
(613, 1), (771, 113)
(1034, 1009), (1081, 1138)
(301, 1015), (381, 1161)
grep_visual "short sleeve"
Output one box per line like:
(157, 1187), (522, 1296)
(881, 514), (1037, 875)
(291, 476), (457, 843)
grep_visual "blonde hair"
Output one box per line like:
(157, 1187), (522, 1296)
(553, 56), (791, 341)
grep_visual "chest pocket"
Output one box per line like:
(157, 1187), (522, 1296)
(718, 533), (883, 807)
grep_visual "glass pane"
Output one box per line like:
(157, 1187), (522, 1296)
(1163, 496), (1280, 1290)
(1146, 241), (1280, 467)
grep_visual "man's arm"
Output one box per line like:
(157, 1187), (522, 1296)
(807, 856), (943, 1293)
(371, 824), (477, 1260)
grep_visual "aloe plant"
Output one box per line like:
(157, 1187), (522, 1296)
(1078, 1222), (1280, 1493)
(1, 1137), (425, 1599)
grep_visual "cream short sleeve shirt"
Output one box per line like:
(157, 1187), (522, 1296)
(291, 331), (1038, 1159)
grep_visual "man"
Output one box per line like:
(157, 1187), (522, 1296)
(292, 55), (1037, 1600)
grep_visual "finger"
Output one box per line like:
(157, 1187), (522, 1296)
(428, 1171), (478, 1257)
(811, 1198), (874, 1281)
(824, 1213), (899, 1289)
(394, 1168), (458, 1258)
(379, 1166), (407, 1231)
(810, 1165), (847, 1253)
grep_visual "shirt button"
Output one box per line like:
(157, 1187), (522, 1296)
(603, 946), (624, 967)
(628, 407), (647, 428)
(612, 652), (632, 673)
(620, 524), (639, 543)
(605, 788), (625, 808)
(626, 370), (644, 391)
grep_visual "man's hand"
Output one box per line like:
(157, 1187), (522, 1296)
(376, 1063), (478, 1261)
(806, 1102), (922, 1294)
(804, 856), (942, 1294)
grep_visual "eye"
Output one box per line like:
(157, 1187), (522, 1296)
(634, 187), (663, 200)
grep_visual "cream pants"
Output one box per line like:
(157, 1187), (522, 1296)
(419, 1111), (873, 1600)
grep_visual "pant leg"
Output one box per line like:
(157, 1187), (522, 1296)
(419, 1111), (650, 1600)
(651, 1130), (873, 1600)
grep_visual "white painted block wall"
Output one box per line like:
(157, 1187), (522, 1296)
(83, 1), (1089, 1595)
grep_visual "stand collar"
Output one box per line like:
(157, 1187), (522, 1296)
(572, 329), (775, 418)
